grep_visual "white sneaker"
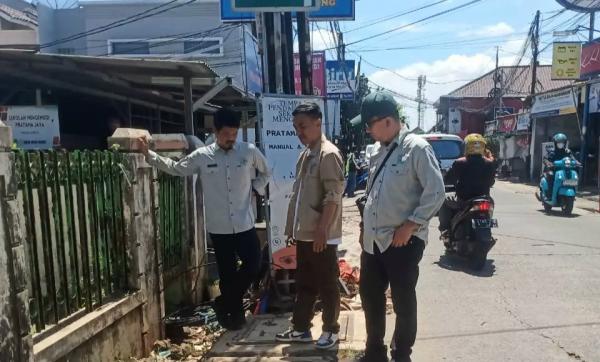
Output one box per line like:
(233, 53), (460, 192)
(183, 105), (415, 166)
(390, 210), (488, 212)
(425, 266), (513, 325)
(275, 328), (312, 343)
(315, 332), (339, 349)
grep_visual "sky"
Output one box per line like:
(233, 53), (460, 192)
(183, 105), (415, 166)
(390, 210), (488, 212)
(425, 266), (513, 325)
(308, 0), (593, 130)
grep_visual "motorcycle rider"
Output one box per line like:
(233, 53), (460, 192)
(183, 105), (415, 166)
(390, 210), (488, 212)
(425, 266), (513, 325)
(438, 133), (497, 243)
(543, 133), (575, 198)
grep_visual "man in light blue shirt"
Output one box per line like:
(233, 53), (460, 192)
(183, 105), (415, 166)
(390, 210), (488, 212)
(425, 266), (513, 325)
(354, 92), (445, 362)
(139, 109), (270, 330)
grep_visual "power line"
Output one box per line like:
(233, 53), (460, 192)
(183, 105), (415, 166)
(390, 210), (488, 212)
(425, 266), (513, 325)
(334, 0), (486, 50)
(40, 0), (197, 49)
(345, 0), (451, 34)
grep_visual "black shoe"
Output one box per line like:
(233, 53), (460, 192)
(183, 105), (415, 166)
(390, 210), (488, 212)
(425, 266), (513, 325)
(228, 314), (247, 331)
(213, 297), (231, 329)
(358, 346), (389, 362)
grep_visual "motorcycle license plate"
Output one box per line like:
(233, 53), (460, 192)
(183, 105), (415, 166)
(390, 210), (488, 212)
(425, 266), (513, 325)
(563, 179), (578, 186)
(472, 219), (498, 228)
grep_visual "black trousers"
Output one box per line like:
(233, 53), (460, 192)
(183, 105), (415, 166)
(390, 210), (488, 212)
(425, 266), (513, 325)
(359, 237), (425, 361)
(292, 241), (340, 333)
(210, 228), (261, 321)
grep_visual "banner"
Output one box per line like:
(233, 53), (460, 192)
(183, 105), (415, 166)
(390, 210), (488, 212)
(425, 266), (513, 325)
(260, 95), (325, 269)
(0, 106), (60, 150)
(497, 114), (517, 133)
(530, 88), (577, 117)
(580, 41), (600, 79)
(294, 52), (326, 96)
(325, 98), (341, 139)
(484, 120), (497, 136)
(243, 29), (262, 95)
(551, 42), (582, 80)
(325, 60), (356, 100)
(589, 82), (600, 113)
(448, 107), (462, 134)
(516, 113), (531, 131)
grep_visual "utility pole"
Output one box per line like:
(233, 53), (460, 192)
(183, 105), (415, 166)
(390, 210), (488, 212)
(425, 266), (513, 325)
(297, 12), (312, 95)
(416, 75), (426, 130)
(494, 46), (503, 111)
(581, 11), (596, 182)
(530, 10), (541, 97)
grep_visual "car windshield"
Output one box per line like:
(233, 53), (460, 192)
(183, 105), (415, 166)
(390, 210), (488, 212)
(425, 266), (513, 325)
(428, 140), (463, 160)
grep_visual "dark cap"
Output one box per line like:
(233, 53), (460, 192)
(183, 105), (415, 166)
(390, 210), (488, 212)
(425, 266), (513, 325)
(350, 91), (399, 127)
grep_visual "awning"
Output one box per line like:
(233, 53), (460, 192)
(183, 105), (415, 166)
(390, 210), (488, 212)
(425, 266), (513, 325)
(0, 50), (255, 115)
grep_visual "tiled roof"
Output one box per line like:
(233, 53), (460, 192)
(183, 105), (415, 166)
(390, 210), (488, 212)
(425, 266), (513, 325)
(0, 4), (37, 27)
(447, 65), (573, 98)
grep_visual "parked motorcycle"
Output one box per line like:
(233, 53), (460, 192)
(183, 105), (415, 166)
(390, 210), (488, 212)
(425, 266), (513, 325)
(444, 196), (498, 270)
(537, 157), (579, 216)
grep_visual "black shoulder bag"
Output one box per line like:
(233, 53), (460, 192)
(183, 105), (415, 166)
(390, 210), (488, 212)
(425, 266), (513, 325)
(355, 142), (398, 218)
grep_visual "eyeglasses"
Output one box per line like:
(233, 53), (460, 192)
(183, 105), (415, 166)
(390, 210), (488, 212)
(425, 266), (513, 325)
(365, 116), (386, 130)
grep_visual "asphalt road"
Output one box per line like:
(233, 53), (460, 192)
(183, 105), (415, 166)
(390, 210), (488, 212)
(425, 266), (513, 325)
(397, 181), (600, 362)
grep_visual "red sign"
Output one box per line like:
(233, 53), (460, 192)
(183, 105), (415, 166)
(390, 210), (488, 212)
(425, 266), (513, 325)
(581, 42), (600, 78)
(497, 114), (517, 133)
(294, 52), (326, 96)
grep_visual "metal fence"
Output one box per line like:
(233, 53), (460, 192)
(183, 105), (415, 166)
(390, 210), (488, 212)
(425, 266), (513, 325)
(15, 150), (128, 333)
(157, 172), (185, 270)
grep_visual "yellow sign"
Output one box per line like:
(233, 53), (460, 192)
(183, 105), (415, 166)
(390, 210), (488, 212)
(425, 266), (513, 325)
(551, 42), (582, 80)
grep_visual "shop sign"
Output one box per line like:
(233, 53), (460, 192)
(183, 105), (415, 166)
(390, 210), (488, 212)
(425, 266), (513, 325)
(551, 42), (582, 80)
(516, 113), (531, 131)
(497, 114), (517, 133)
(0, 106), (60, 150)
(294, 52), (326, 96)
(531, 88), (577, 117)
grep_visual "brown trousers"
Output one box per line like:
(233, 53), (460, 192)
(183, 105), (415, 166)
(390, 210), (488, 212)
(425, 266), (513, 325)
(292, 241), (341, 333)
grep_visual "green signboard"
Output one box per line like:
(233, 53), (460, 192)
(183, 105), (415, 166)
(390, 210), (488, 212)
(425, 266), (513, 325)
(233, 0), (319, 12)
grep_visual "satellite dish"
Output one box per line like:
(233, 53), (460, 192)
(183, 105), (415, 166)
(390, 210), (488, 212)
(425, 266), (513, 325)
(556, 0), (600, 12)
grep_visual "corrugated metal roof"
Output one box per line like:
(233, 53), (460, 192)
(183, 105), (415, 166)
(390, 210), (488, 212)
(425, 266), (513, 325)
(447, 65), (574, 98)
(0, 4), (37, 27)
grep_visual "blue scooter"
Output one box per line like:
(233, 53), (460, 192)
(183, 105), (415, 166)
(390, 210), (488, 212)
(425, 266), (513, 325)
(537, 157), (579, 215)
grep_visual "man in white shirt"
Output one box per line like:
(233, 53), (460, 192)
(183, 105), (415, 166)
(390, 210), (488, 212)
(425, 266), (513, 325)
(139, 109), (271, 330)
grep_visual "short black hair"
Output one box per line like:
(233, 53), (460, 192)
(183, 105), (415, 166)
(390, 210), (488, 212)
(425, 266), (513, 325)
(292, 102), (322, 120)
(214, 108), (241, 130)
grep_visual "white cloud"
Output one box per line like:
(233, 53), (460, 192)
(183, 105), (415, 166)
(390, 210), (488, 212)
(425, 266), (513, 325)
(367, 53), (497, 130)
(459, 22), (515, 38)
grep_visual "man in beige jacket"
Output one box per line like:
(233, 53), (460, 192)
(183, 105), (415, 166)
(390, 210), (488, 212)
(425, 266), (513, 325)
(275, 102), (345, 350)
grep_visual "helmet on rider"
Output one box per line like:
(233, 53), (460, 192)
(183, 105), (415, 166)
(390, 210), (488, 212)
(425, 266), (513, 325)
(552, 133), (568, 150)
(464, 133), (487, 156)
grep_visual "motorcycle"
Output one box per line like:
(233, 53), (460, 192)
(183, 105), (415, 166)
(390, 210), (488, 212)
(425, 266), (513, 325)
(537, 157), (579, 216)
(444, 196), (498, 271)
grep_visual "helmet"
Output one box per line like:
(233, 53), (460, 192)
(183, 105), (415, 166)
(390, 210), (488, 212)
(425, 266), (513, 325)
(553, 133), (567, 150)
(464, 133), (486, 156)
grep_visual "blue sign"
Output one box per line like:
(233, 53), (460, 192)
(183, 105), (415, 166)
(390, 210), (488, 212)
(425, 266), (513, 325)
(326, 60), (355, 100)
(220, 0), (355, 22)
(243, 30), (263, 95)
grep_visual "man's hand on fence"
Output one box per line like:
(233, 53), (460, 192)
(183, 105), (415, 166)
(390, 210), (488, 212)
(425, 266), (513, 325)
(138, 137), (150, 157)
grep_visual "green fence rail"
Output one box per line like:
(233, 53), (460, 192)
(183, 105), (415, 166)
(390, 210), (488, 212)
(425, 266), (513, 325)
(157, 172), (185, 270)
(15, 150), (128, 333)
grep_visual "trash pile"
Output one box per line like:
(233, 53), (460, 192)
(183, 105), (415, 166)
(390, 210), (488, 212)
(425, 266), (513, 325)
(338, 259), (361, 298)
(136, 305), (224, 361)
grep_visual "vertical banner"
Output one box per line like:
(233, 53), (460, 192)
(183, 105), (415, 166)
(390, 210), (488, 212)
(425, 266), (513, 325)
(260, 95), (325, 269)
(448, 107), (462, 135)
(294, 52), (326, 96)
(325, 98), (341, 139)
(1, 106), (60, 150)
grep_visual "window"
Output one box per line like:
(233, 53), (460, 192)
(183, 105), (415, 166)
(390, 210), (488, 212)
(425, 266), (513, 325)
(428, 140), (464, 160)
(183, 40), (221, 55)
(111, 41), (150, 55)
(57, 48), (75, 55)
(108, 38), (223, 57)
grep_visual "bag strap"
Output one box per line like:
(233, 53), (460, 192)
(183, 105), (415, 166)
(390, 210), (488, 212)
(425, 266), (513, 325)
(366, 142), (398, 197)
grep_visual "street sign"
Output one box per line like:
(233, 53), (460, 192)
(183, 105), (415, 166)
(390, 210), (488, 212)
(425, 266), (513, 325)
(551, 42), (582, 80)
(233, 0), (319, 12)
(221, 0), (354, 22)
(325, 60), (356, 100)
(1, 106), (60, 150)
